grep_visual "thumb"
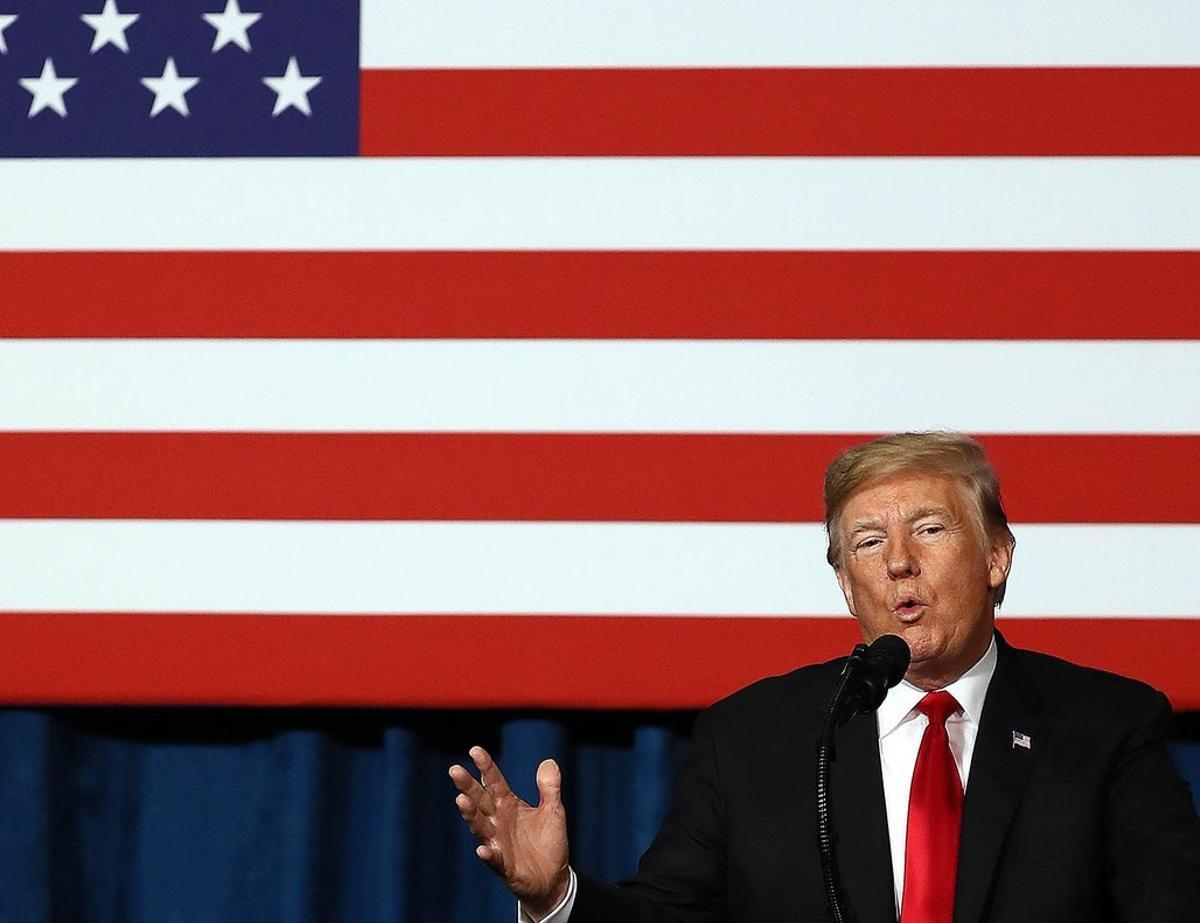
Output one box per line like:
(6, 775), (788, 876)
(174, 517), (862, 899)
(535, 758), (563, 809)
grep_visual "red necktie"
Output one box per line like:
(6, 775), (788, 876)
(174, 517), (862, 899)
(900, 691), (963, 923)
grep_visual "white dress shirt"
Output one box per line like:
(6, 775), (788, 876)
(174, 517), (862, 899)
(518, 867), (576, 922)
(520, 637), (998, 922)
(876, 637), (997, 914)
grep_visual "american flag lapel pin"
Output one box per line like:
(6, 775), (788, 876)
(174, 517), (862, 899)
(1012, 730), (1032, 750)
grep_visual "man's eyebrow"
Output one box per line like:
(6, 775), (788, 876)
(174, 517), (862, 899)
(905, 505), (954, 522)
(847, 505), (957, 534)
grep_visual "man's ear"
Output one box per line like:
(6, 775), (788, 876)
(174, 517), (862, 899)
(835, 565), (857, 616)
(987, 536), (1014, 590)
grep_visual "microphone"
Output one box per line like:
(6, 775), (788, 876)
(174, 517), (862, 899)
(836, 634), (911, 725)
(815, 634), (911, 922)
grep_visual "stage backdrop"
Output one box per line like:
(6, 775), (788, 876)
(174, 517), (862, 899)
(1, 1), (1198, 709)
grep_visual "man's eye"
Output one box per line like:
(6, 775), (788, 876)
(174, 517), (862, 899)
(918, 525), (944, 536)
(855, 538), (883, 550)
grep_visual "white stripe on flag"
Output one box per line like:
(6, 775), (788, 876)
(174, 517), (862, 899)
(1, 340), (1196, 433)
(5, 158), (1199, 250)
(361, 1), (1200, 67)
(0, 521), (1195, 616)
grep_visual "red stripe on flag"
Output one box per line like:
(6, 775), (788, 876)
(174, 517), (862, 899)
(0, 614), (1196, 709)
(360, 68), (1200, 156)
(1, 433), (1196, 523)
(4, 251), (1198, 339)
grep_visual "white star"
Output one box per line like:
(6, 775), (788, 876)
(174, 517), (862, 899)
(0, 14), (17, 55)
(19, 58), (79, 118)
(262, 56), (322, 117)
(141, 57), (200, 117)
(81, 0), (139, 54)
(203, 0), (261, 53)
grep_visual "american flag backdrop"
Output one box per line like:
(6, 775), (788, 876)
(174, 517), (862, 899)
(1, 1), (1198, 708)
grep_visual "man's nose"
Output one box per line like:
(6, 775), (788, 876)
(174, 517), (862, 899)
(884, 535), (920, 579)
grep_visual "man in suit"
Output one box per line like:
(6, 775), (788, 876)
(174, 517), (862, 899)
(450, 432), (1200, 921)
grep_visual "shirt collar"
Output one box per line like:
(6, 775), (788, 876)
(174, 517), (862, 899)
(876, 634), (998, 738)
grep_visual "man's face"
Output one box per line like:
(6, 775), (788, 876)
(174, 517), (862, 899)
(834, 472), (1012, 689)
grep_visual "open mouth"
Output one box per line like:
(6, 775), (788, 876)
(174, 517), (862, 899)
(894, 595), (926, 619)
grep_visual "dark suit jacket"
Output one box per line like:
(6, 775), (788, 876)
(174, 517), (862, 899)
(571, 635), (1200, 922)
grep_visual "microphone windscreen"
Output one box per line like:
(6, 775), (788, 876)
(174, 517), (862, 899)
(865, 634), (911, 687)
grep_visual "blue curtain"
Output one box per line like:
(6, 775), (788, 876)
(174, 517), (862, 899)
(0, 707), (1197, 922)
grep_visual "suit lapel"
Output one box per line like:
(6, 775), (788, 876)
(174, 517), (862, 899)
(831, 711), (897, 923)
(954, 641), (1045, 923)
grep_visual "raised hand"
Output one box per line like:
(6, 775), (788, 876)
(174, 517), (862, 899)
(449, 746), (571, 917)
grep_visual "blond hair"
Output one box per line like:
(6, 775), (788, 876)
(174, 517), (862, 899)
(823, 432), (1015, 604)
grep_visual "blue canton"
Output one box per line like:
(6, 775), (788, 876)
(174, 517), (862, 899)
(0, 0), (359, 156)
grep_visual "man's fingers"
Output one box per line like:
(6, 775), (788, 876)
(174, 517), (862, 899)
(535, 758), (563, 810)
(470, 745), (514, 800)
(449, 763), (499, 820)
(476, 843), (505, 874)
(448, 764), (492, 810)
(456, 792), (498, 839)
(455, 793), (478, 819)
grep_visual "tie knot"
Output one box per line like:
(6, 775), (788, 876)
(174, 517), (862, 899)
(917, 690), (960, 727)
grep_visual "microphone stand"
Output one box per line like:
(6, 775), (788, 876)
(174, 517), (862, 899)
(815, 643), (868, 923)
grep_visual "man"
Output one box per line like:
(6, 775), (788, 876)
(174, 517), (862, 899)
(450, 432), (1200, 921)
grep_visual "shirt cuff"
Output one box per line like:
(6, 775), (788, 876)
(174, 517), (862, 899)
(516, 867), (577, 923)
